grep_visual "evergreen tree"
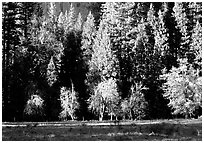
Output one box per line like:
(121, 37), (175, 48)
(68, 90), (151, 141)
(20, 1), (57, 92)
(173, 2), (191, 59)
(59, 6), (88, 120)
(2, 2), (21, 121)
(74, 12), (83, 32)
(162, 2), (182, 71)
(2, 2), (40, 121)
(64, 3), (75, 33)
(101, 2), (135, 99)
(47, 56), (58, 87)
(87, 18), (120, 120)
(81, 11), (96, 65)
(190, 20), (202, 71)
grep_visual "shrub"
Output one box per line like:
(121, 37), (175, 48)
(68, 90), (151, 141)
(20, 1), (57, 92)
(24, 94), (44, 120)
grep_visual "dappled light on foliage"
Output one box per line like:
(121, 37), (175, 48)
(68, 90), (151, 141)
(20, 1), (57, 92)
(2, 2), (202, 122)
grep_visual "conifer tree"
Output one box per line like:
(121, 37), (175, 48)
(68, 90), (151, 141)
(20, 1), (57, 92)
(190, 20), (202, 72)
(88, 21), (118, 86)
(101, 2), (135, 99)
(2, 2), (21, 121)
(57, 11), (64, 28)
(74, 12), (83, 32)
(47, 56), (57, 87)
(162, 2), (182, 71)
(64, 3), (75, 33)
(173, 2), (191, 59)
(88, 19), (120, 120)
(47, 2), (57, 23)
(81, 11), (96, 65)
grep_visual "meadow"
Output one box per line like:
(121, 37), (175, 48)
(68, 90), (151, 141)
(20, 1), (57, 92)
(2, 118), (202, 141)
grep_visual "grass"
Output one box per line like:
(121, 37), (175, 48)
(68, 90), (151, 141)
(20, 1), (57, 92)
(2, 119), (202, 141)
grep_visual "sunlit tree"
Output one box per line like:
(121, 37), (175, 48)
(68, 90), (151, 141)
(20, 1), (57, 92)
(161, 59), (202, 118)
(59, 82), (79, 120)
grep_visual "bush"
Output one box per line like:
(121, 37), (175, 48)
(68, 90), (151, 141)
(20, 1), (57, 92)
(24, 94), (44, 121)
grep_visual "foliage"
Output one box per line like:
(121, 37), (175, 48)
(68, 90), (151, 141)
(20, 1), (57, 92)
(121, 83), (148, 120)
(81, 11), (96, 65)
(74, 12), (83, 32)
(161, 59), (202, 118)
(87, 19), (118, 92)
(2, 2), (202, 121)
(59, 83), (79, 120)
(88, 78), (120, 121)
(47, 56), (58, 87)
(190, 20), (202, 71)
(24, 94), (44, 120)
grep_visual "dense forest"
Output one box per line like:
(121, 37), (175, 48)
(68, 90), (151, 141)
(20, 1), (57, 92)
(2, 2), (202, 122)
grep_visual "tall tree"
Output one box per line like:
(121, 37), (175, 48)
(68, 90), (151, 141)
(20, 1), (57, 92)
(74, 12), (83, 32)
(2, 2), (40, 121)
(162, 2), (182, 71)
(47, 56), (58, 87)
(2, 2), (21, 121)
(87, 19), (120, 120)
(81, 11), (96, 62)
(173, 2), (191, 59)
(81, 11), (97, 95)
(101, 2), (135, 99)
(64, 3), (75, 33)
(190, 20), (202, 73)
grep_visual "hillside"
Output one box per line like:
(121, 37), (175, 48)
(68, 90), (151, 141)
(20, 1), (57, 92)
(41, 2), (103, 24)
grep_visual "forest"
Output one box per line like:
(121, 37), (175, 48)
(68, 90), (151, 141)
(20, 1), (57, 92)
(2, 2), (202, 122)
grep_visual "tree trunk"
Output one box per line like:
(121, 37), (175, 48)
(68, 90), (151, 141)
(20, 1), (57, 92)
(110, 112), (113, 121)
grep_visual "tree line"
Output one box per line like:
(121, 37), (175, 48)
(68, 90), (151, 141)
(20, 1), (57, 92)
(2, 2), (202, 121)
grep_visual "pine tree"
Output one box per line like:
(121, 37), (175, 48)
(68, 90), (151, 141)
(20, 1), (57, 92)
(64, 3), (75, 33)
(190, 20), (202, 72)
(87, 18), (120, 120)
(74, 12), (83, 32)
(173, 2), (191, 59)
(57, 11), (64, 28)
(101, 2), (135, 99)
(88, 21), (118, 85)
(2, 2), (40, 121)
(2, 2), (21, 121)
(47, 56), (58, 87)
(48, 2), (57, 21)
(81, 11), (96, 65)
(162, 2), (182, 71)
